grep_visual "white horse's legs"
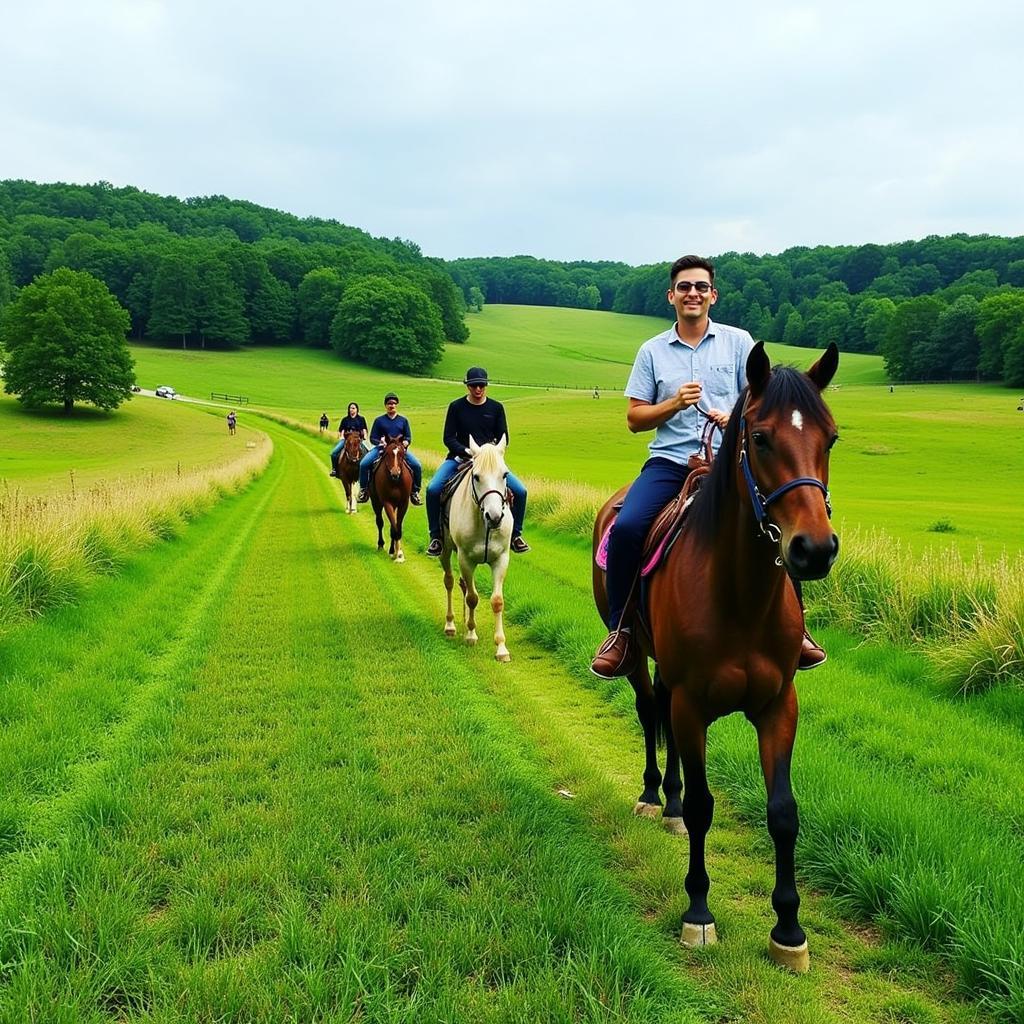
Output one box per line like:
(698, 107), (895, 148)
(459, 554), (479, 645)
(491, 553), (510, 661)
(442, 548), (457, 637)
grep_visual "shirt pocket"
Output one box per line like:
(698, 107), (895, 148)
(703, 364), (737, 411)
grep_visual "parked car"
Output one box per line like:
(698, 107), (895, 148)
(155, 386), (177, 399)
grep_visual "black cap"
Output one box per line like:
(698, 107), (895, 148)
(464, 367), (489, 385)
(384, 392), (399, 404)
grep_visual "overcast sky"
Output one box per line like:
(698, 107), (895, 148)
(3, 0), (1023, 265)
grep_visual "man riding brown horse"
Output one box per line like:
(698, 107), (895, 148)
(591, 255), (826, 679)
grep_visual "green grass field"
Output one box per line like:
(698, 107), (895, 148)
(125, 306), (1022, 558)
(0, 393), (261, 497)
(3, 305), (1022, 1020)
(0, 419), (1000, 1022)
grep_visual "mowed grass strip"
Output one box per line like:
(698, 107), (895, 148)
(490, 523), (1022, 1021)
(0, 450), (284, 863)
(0, 427), (714, 1023)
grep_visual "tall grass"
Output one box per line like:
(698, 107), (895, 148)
(0, 437), (272, 632)
(523, 479), (1024, 695)
(809, 528), (1024, 694)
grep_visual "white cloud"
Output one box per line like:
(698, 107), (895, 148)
(2, 0), (1023, 263)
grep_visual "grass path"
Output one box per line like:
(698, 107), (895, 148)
(0, 423), (989, 1022)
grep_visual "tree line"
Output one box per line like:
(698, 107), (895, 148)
(0, 180), (468, 374)
(448, 239), (1024, 386)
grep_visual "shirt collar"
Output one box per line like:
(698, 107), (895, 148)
(669, 318), (717, 348)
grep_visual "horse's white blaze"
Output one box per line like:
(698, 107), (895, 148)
(791, 409), (804, 431)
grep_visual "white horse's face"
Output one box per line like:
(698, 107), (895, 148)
(470, 443), (509, 530)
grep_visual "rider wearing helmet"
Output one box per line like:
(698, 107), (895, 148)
(356, 392), (423, 505)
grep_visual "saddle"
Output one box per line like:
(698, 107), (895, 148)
(595, 421), (717, 578)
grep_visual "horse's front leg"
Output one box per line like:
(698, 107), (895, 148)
(387, 502), (404, 563)
(755, 683), (808, 973)
(441, 544), (456, 637)
(374, 505), (385, 550)
(342, 480), (353, 514)
(629, 660), (663, 819)
(655, 670), (686, 835)
(670, 689), (716, 948)
(459, 553), (479, 645)
(489, 551), (511, 662)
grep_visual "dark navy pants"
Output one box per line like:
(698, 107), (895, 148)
(606, 457), (691, 629)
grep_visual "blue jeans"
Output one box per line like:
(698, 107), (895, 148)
(606, 457), (690, 629)
(426, 458), (527, 540)
(359, 448), (422, 490)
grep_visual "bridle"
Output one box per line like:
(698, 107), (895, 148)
(470, 466), (508, 562)
(735, 407), (832, 552)
(341, 433), (362, 464)
(385, 440), (407, 480)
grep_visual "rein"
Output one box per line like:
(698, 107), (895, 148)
(737, 414), (831, 550)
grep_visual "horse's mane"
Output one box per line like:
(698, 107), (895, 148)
(472, 443), (506, 475)
(687, 366), (833, 546)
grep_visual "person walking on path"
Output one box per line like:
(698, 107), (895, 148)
(590, 254), (827, 679)
(356, 393), (423, 505)
(227, 410), (237, 436)
(425, 367), (529, 557)
(319, 412), (330, 433)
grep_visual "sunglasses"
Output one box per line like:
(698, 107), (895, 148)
(674, 281), (713, 294)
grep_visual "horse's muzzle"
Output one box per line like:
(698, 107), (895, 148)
(785, 532), (839, 580)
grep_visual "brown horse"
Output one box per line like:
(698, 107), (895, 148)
(593, 342), (839, 972)
(336, 430), (362, 514)
(370, 434), (412, 563)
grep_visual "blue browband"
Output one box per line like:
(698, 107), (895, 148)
(738, 415), (832, 541)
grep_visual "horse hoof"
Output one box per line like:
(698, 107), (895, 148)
(495, 651), (511, 662)
(680, 922), (718, 948)
(465, 636), (478, 647)
(632, 802), (661, 819)
(444, 626), (456, 638)
(768, 938), (809, 974)
(662, 816), (687, 836)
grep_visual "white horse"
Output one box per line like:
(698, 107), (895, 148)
(441, 436), (514, 661)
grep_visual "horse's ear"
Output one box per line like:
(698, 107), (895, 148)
(746, 342), (770, 399)
(468, 435), (480, 455)
(496, 433), (507, 454)
(807, 342), (839, 392)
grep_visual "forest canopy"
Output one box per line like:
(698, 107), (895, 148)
(0, 180), (467, 371)
(3, 181), (1024, 385)
(448, 238), (1024, 386)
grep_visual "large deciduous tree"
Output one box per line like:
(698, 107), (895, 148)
(330, 275), (445, 373)
(1, 267), (134, 413)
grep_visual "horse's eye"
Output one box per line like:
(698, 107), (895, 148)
(473, 474), (479, 482)
(828, 434), (840, 450)
(751, 431), (770, 450)
(503, 472), (508, 479)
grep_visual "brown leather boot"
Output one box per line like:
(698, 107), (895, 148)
(591, 628), (638, 679)
(798, 630), (827, 670)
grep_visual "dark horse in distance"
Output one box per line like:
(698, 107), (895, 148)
(593, 342), (839, 972)
(370, 434), (413, 563)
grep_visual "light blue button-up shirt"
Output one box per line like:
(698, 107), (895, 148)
(624, 319), (754, 465)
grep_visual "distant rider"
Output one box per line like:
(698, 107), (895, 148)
(425, 366), (529, 556)
(356, 392), (423, 505)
